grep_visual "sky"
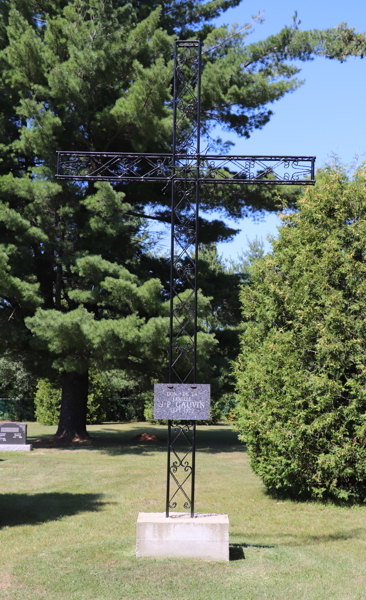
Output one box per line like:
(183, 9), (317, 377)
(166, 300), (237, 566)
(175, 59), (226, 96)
(149, 0), (366, 260)
(211, 0), (366, 259)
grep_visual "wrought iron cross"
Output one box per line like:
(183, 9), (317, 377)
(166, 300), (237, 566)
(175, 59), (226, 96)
(56, 40), (315, 517)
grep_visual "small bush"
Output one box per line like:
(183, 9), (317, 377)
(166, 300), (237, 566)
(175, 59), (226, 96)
(34, 371), (147, 425)
(215, 393), (236, 421)
(35, 379), (60, 425)
(143, 395), (165, 424)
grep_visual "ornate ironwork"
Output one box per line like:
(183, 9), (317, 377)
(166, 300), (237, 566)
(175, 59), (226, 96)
(166, 423), (196, 514)
(56, 39), (316, 518)
(56, 152), (315, 185)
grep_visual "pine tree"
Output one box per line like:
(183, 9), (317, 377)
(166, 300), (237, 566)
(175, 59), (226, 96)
(1, 1), (365, 439)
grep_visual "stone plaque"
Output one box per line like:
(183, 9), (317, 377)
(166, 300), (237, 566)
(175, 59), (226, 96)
(154, 384), (211, 420)
(0, 422), (27, 445)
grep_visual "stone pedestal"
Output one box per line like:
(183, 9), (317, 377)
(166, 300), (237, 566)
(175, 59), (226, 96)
(136, 512), (229, 561)
(0, 444), (32, 452)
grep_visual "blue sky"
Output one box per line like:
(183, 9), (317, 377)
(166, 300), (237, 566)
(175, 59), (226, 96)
(150, 1), (366, 260)
(212, 0), (366, 258)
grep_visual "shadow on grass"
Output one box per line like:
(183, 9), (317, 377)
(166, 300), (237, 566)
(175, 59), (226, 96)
(29, 424), (245, 456)
(302, 528), (366, 544)
(229, 541), (276, 560)
(231, 529), (365, 547)
(264, 486), (366, 508)
(0, 492), (106, 528)
(229, 543), (246, 561)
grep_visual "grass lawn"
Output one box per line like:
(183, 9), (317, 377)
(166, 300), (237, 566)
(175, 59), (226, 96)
(1, 422), (365, 600)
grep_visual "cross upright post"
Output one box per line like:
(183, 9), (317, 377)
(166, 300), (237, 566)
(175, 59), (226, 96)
(56, 39), (315, 518)
(166, 40), (202, 518)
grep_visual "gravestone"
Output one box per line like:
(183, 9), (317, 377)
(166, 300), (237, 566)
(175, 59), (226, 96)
(0, 422), (32, 451)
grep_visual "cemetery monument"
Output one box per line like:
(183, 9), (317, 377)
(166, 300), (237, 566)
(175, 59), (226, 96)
(57, 39), (315, 560)
(0, 422), (32, 452)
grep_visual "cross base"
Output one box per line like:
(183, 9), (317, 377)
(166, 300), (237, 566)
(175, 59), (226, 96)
(136, 512), (229, 561)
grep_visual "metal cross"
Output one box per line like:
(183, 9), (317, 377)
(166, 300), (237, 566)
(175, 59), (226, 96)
(56, 40), (315, 517)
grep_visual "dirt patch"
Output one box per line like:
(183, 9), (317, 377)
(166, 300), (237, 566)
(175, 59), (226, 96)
(0, 571), (12, 590)
(29, 431), (164, 449)
(134, 433), (162, 443)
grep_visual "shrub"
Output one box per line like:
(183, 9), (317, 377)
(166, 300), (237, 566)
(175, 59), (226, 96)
(34, 370), (146, 425)
(234, 166), (366, 503)
(35, 375), (109, 425)
(35, 379), (60, 425)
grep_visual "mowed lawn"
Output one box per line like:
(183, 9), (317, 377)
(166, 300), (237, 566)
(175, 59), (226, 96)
(1, 423), (365, 600)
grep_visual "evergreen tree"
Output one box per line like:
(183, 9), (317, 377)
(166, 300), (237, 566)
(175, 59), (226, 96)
(234, 165), (366, 502)
(197, 238), (266, 415)
(198, 244), (242, 401)
(1, 1), (366, 439)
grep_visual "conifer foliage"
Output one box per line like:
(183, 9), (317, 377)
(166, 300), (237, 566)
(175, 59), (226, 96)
(1, 1), (365, 439)
(234, 166), (366, 502)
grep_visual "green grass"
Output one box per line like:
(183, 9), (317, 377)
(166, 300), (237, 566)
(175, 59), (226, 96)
(1, 422), (366, 600)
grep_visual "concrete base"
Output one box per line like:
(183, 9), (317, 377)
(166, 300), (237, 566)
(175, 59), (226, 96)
(136, 512), (229, 561)
(0, 444), (32, 452)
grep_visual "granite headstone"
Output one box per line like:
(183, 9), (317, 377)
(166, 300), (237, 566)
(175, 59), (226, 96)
(154, 384), (211, 420)
(0, 422), (32, 451)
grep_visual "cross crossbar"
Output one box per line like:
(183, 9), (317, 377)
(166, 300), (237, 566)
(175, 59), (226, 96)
(57, 151), (315, 184)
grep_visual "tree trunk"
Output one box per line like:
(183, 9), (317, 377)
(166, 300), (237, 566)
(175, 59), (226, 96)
(55, 370), (90, 441)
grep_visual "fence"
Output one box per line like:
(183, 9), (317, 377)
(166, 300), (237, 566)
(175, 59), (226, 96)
(0, 397), (35, 421)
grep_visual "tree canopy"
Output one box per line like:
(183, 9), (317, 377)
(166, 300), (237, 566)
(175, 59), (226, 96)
(1, 0), (366, 439)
